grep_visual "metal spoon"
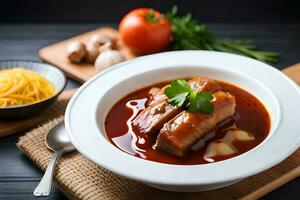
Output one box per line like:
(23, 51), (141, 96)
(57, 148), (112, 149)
(33, 122), (75, 196)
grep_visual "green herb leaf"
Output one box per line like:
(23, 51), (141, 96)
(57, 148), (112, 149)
(164, 80), (192, 106)
(164, 79), (214, 113)
(189, 92), (214, 113)
(166, 6), (279, 63)
(187, 91), (198, 112)
(169, 92), (189, 107)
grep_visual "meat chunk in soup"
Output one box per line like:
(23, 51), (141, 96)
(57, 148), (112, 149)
(133, 99), (181, 135)
(156, 91), (236, 157)
(133, 77), (221, 134)
(148, 87), (167, 105)
(188, 76), (221, 92)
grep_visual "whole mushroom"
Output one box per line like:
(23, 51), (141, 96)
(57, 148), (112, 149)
(66, 41), (87, 63)
(88, 34), (117, 49)
(85, 45), (100, 64)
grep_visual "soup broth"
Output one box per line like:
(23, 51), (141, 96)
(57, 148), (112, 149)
(104, 79), (270, 165)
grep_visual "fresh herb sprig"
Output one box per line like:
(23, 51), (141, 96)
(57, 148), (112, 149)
(166, 6), (278, 63)
(164, 80), (214, 113)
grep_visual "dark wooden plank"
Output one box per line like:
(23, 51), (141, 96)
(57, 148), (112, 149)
(0, 181), (66, 200)
(0, 133), (43, 178)
(261, 178), (300, 200)
(0, 194), (66, 200)
(0, 24), (107, 38)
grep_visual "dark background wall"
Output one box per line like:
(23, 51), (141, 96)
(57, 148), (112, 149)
(1, 0), (300, 23)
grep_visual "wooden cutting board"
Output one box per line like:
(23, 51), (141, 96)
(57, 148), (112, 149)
(39, 27), (137, 83)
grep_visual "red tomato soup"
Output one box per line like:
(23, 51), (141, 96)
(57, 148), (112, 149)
(104, 79), (270, 165)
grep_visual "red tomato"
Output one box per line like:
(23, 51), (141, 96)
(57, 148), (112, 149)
(119, 8), (172, 55)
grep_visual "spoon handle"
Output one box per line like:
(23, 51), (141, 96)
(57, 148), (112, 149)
(33, 150), (63, 196)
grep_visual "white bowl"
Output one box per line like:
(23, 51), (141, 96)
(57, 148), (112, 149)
(65, 51), (300, 192)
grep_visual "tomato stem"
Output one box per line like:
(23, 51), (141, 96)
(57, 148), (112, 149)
(145, 9), (160, 23)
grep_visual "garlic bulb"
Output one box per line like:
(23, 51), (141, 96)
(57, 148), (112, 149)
(95, 50), (126, 72)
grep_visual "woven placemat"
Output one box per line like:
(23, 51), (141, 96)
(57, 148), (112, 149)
(17, 116), (300, 200)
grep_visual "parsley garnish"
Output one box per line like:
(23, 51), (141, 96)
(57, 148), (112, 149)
(166, 6), (278, 63)
(164, 80), (214, 113)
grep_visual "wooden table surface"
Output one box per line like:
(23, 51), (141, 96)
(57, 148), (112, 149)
(0, 24), (300, 200)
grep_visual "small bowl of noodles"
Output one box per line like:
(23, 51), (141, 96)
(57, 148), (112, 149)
(0, 60), (66, 118)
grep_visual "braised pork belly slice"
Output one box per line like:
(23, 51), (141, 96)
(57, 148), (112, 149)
(133, 77), (221, 135)
(156, 91), (236, 157)
(132, 99), (181, 135)
(148, 87), (167, 105)
(189, 77), (221, 92)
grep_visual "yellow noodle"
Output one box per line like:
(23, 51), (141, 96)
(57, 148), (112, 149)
(0, 68), (55, 107)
